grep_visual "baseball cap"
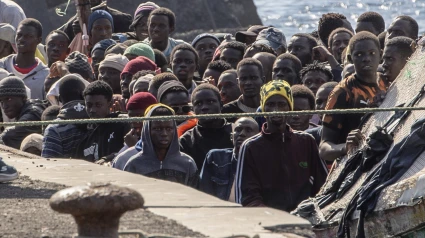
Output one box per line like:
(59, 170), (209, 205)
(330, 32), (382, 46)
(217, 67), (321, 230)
(255, 27), (287, 52)
(235, 25), (268, 43)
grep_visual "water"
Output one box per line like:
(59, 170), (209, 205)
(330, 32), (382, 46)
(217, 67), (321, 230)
(253, 0), (425, 38)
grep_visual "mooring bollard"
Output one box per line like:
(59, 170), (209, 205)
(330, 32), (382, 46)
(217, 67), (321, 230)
(49, 183), (144, 238)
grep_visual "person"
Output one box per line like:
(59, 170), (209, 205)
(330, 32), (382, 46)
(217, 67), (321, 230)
(123, 42), (155, 62)
(128, 2), (159, 41)
(199, 117), (259, 201)
(378, 31), (387, 51)
(64, 51), (95, 82)
(254, 27), (287, 55)
(320, 32), (389, 162)
(203, 60), (232, 85)
(0, 23), (16, 59)
(180, 84), (233, 170)
(153, 49), (169, 73)
(287, 85), (316, 131)
(148, 73), (179, 99)
(170, 44), (200, 95)
(217, 69), (241, 105)
(288, 33), (318, 67)
(327, 27), (354, 64)
(46, 73), (89, 106)
(317, 13), (353, 48)
(91, 38), (116, 79)
(146, 7), (186, 60)
(76, 80), (130, 162)
(45, 30), (70, 68)
(386, 15), (418, 41)
(98, 53), (129, 95)
(192, 33), (221, 78)
(105, 42), (128, 56)
(219, 41), (246, 69)
(0, 76), (44, 149)
(300, 61), (333, 95)
(235, 25), (268, 45)
(235, 80), (327, 211)
(88, 10), (114, 49)
(0, 0), (26, 29)
(356, 11), (385, 36)
(132, 71), (155, 94)
(271, 53), (302, 85)
(243, 43), (276, 58)
(124, 104), (198, 186)
(382, 36), (415, 83)
(252, 52), (276, 83)
(0, 18), (49, 100)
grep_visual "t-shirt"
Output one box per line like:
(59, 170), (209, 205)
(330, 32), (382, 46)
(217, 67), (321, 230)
(322, 73), (389, 143)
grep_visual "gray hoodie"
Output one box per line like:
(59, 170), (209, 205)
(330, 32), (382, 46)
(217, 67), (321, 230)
(124, 105), (198, 186)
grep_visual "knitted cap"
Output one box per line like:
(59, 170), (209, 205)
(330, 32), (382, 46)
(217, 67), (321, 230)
(91, 38), (116, 55)
(0, 76), (27, 97)
(124, 43), (155, 62)
(105, 43), (128, 56)
(65, 51), (94, 80)
(191, 33), (220, 47)
(157, 81), (188, 102)
(260, 80), (293, 111)
(133, 74), (154, 92)
(88, 10), (114, 33)
(130, 2), (160, 30)
(99, 54), (129, 72)
(121, 56), (157, 77)
(126, 92), (157, 111)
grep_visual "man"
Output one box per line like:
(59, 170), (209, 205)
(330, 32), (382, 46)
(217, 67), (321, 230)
(0, 23), (16, 59)
(327, 27), (354, 64)
(356, 11), (385, 36)
(320, 32), (389, 162)
(386, 15), (418, 41)
(300, 61), (333, 95)
(200, 117), (259, 201)
(219, 41), (246, 69)
(0, 0), (26, 29)
(252, 52), (276, 83)
(170, 44), (200, 95)
(203, 60), (232, 85)
(124, 104), (198, 186)
(128, 2), (159, 41)
(98, 53), (129, 95)
(45, 30), (70, 67)
(318, 12), (353, 47)
(288, 33), (318, 67)
(148, 73), (179, 98)
(121, 56), (157, 100)
(287, 85), (316, 131)
(180, 84), (233, 170)
(254, 27), (287, 55)
(235, 25), (268, 45)
(91, 38), (116, 79)
(235, 80), (327, 211)
(0, 19), (49, 100)
(272, 53), (302, 85)
(382, 36), (415, 83)
(217, 69), (241, 105)
(192, 33), (221, 78)
(88, 10), (114, 49)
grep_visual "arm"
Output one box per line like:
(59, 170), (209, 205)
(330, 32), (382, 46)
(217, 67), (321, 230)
(199, 151), (215, 194)
(319, 126), (347, 162)
(1, 112), (41, 149)
(312, 46), (343, 71)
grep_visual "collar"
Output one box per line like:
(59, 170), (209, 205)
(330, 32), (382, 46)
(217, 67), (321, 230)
(261, 123), (293, 141)
(237, 96), (258, 113)
(197, 118), (227, 130)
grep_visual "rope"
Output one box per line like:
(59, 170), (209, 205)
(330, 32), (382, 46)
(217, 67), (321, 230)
(1, 106), (425, 127)
(55, 0), (72, 16)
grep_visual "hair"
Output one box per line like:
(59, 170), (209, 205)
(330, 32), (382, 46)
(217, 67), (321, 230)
(247, 43), (277, 56)
(327, 27), (354, 48)
(221, 41), (247, 56)
(357, 11), (385, 34)
(396, 15), (419, 39)
(236, 58), (264, 77)
(378, 31), (387, 50)
(41, 105), (61, 121)
(206, 60), (232, 73)
(300, 61), (333, 81)
(122, 39), (139, 47)
(276, 53), (303, 74)
(149, 73), (179, 96)
(170, 44), (199, 65)
(149, 7), (176, 29)
(318, 81), (338, 91)
(83, 80), (113, 102)
(191, 83), (221, 103)
(348, 31), (380, 54)
(154, 49), (168, 68)
(318, 13), (350, 47)
(385, 36), (415, 58)
(235, 117), (259, 128)
(292, 33), (318, 49)
(291, 85), (315, 110)
(132, 70), (156, 81)
(161, 86), (189, 103)
(59, 77), (86, 104)
(150, 106), (174, 116)
(18, 18), (43, 37)
(45, 30), (70, 44)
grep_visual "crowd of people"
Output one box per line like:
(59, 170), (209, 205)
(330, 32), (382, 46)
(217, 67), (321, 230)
(0, 0), (419, 213)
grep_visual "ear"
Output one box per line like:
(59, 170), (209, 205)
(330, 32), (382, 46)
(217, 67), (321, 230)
(169, 25), (175, 34)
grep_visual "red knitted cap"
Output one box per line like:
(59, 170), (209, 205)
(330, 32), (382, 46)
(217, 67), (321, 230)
(121, 56), (157, 78)
(126, 92), (158, 111)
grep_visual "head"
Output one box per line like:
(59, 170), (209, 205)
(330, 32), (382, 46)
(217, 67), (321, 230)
(65, 52), (94, 82)
(126, 92), (157, 135)
(288, 33), (318, 66)
(191, 84), (222, 126)
(148, 73), (179, 98)
(45, 30), (70, 67)
(318, 13), (353, 47)
(124, 42), (155, 62)
(149, 106), (175, 151)
(91, 38), (116, 78)
(20, 134), (43, 156)
(148, 8), (176, 44)
(170, 44), (199, 83)
(356, 12), (385, 36)
(218, 69), (241, 104)
(272, 53), (302, 85)
(235, 25), (268, 45)
(41, 105), (60, 121)
(133, 71), (156, 94)
(382, 36), (415, 83)
(300, 61), (333, 94)
(236, 58), (265, 99)
(83, 80), (113, 118)
(203, 60), (232, 85)
(387, 16), (418, 41)
(157, 81), (190, 122)
(192, 34), (220, 73)
(315, 81), (338, 117)
(219, 41), (246, 69)
(0, 23), (16, 59)
(16, 18), (42, 55)
(243, 42), (276, 58)
(153, 49), (168, 72)
(378, 31), (387, 51)
(121, 56), (157, 99)
(232, 117), (259, 152)
(252, 52), (277, 83)
(348, 31), (381, 78)
(0, 76), (27, 119)
(255, 27), (287, 55)
(328, 27), (354, 63)
(287, 85), (315, 131)
(130, 2), (160, 41)
(105, 43), (128, 56)
(88, 10), (114, 46)
(59, 74), (86, 104)
(99, 54), (129, 94)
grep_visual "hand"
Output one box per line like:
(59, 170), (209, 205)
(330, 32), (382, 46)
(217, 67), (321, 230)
(72, 19), (82, 35)
(312, 46), (332, 62)
(110, 100), (122, 113)
(55, 61), (70, 77)
(345, 129), (364, 154)
(203, 76), (215, 86)
(124, 128), (139, 147)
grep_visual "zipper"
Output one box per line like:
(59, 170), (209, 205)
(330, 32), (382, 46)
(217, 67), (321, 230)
(160, 161), (163, 169)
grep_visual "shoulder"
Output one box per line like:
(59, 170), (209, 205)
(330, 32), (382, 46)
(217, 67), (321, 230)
(181, 152), (197, 166)
(169, 38), (188, 46)
(240, 133), (263, 151)
(206, 148), (233, 160)
(222, 100), (238, 111)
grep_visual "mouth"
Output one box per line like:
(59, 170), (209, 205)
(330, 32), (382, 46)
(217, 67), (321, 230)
(362, 65), (373, 70)
(159, 140), (170, 145)
(204, 56), (213, 60)
(178, 69), (188, 74)
(244, 88), (255, 93)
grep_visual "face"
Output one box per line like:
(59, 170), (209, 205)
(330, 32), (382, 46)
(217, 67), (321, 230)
(264, 94), (290, 127)
(99, 67), (121, 94)
(387, 19), (414, 40)
(44, 77), (60, 95)
(120, 73), (133, 99)
(288, 36), (312, 66)
(195, 38), (218, 70)
(128, 109), (145, 136)
(315, 87), (333, 117)
(149, 15), (173, 43)
(161, 91), (190, 116)
(272, 59), (298, 85)
(91, 49), (105, 79)
(46, 33), (69, 66)
(232, 119), (259, 149)
(135, 16), (149, 41)
(171, 50), (197, 82)
(133, 82), (149, 94)
(0, 96), (25, 119)
(382, 45), (407, 83)
(356, 21), (379, 36)
(85, 94), (111, 118)
(218, 73), (241, 104)
(220, 48), (243, 69)
(351, 40), (381, 77)
(16, 25), (41, 54)
(330, 32), (352, 63)
(0, 39), (13, 58)
(150, 120), (175, 150)
(203, 69), (222, 85)
(90, 18), (113, 46)
(288, 97), (311, 131)
(192, 89), (221, 124)
(302, 71), (330, 95)
(237, 65), (264, 98)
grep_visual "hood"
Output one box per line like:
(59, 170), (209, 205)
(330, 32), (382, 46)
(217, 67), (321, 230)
(57, 100), (89, 120)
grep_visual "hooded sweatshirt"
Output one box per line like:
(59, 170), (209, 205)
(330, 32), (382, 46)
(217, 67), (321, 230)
(124, 105), (198, 186)
(0, 55), (49, 100)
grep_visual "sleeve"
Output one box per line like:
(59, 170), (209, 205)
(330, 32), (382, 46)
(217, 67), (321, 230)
(41, 125), (64, 158)
(331, 68), (343, 82)
(322, 87), (349, 133)
(308, 136), (328, 196)
(198, 151), (215, 194)
(123, 159), (136, 173)
(2, 6), (26, 29)
(1, 112), (41, 149)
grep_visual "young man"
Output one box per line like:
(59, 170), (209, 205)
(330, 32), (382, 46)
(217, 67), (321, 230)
(121, 56), (157, 100)
(217, 69), (241, 105)
(288, 33), (318, 67)
(91, 38), (116, 79)
(382, 36), (415, 83)
(327, 27), (354, 64)
(287, 85), (316, 131)
(200, 117), (259, 201)
(192, 33), (221, 78)
(124, 104), (198, 186)
(180, 84), (233, 170)
(219, 41), (246, 69)
(88, 10), (114, 49)
(272, 53), (302, 85)
(320, 32), (389, 162)
(252, 52), (276, 83)
(317, 12), (353, 47)
(356, 11), (385, 36)
(170, 44), (200, 95)
(203, 60), (232, 85)
(45, 30), (70, 67)
(300, 61), (333, 95)
(148, 73), (179, 98)
(254, 27), (287, 55)
(98, 54), (129, 95)
(0, 19), (49, 100)
(235, 80), (327, 211)
(386, 15), (418, 41)
(129, 2), (159, 41)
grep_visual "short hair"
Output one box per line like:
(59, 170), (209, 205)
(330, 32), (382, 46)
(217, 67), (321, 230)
(161, 86), (189, 103)
(170, 44), (199, 65)
(220, 69), (238, 78)
(318, 13), (349, 47)
(83, 80), (113, 102)
(357, 11), (385, 34)
(59, 76), (86, 103)
(149, 73), (178, 95)
(318, 81), (338, 91)
(236, 58), (264, 77)
(154, 49), (168, 68)
(292, 33), (318, 49)
(221, 41), (246, 56)
(276, 53), (302, 74)
(149, 7), (176, 29)
(150, 106), (174, 117)
(247, 43), (277, 56)
(348, 31), (380, 54)
(300, 61), (333, 81)
(18, 18), (42, 37)
(206, 60), (232, 73)
(396, 15), (419, 39)
(328, 27), (354, 48)
(132, 70), (156, 81)
(291, 85), (315, 110)
(41, 105), (60, 121)
(45, 30), (70, 44)
(385, 36), (415, 58)
(191, 83), (221, 103)
(378, 31), (387, 50)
